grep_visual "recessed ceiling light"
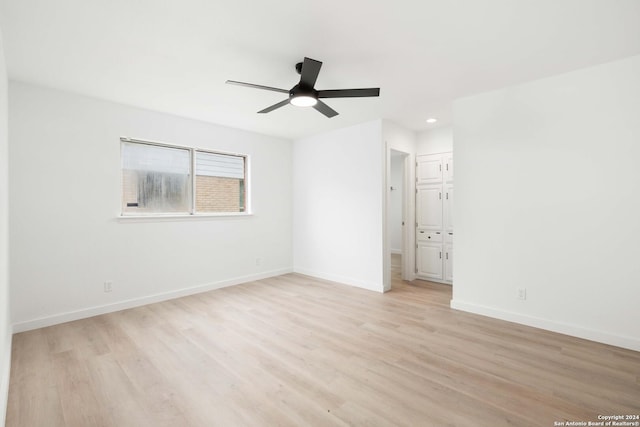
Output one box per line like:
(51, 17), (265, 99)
(426, 118), (437, 124)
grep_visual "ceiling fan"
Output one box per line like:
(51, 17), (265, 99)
(226, 57), (380, 118)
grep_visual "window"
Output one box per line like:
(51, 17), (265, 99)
(195, 151), (246, 213)
(121, 138), (248, 216)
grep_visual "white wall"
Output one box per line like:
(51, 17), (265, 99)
(389, 154), (403, 253)
(0, 26), (11, 427)
(417, 126), (452, 155)
(9, 82), (293, 330)
(293, 120), (384, 292)
(452, 54), (640, 351)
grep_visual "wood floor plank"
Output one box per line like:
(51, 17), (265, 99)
(5, 330), (65, 427)
(6, 261), (640, 426)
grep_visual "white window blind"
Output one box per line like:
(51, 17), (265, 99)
(122, 142), (190, 174)
(196, 151), (245, 179)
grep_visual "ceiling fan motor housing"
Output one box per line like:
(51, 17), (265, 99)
(289, 84), (318, 100)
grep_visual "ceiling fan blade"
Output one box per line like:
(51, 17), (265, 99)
(226, 80), (289, 94)
(313, 100), (339, 118)
(258, 99), (290, 114)
(317, 88), (380, 98)
(299, 57), (322, 88)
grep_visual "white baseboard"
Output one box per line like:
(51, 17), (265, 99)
(12, 268), (292, 333)
(450, 299), (640, 352)
(293, 267), (384, 293)
(1, 327), (12, 427)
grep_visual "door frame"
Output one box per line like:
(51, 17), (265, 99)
(384, 146), (416, 291)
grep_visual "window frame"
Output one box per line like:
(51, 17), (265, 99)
(120, 137), (251, 218)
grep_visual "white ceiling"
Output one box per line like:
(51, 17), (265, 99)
(1, 0), (639, 140)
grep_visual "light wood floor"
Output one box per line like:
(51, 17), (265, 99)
(6, 262), (640, 426)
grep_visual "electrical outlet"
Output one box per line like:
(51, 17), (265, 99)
(255, 258), (262, 267)
(104, 281), (113, 293)
(517, 288), (527, 300)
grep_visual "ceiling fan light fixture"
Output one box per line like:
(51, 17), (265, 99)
(227, 57), (380, 117)
(290, 95), (318, 107)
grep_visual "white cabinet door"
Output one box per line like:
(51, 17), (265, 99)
(417, 243), (443, 280)
(416, 154), (442, 184)
(444, 153), (453, 182)
(416, 185), (443, 230)
(444, 245), (453, 282)
(443, 184), (454, 231)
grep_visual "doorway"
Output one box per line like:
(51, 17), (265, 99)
(385, 148), (412, 291)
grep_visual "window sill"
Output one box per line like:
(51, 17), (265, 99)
(117, 212), (253, 222)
